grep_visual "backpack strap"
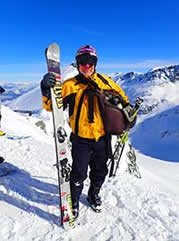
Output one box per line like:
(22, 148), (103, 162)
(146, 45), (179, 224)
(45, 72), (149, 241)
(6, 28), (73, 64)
(97, 73), (112, 88)
(86, 76), (112, 124)
(74, 74), (113, 132)
(86, 88), (95, 123)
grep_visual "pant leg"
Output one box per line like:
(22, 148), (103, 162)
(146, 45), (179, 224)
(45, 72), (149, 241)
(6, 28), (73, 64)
(89, 137), (108, 188)
(70, 134), (91, 203)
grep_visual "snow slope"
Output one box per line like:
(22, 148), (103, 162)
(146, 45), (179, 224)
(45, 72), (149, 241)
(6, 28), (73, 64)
(114, 65), (179, 163)
(0, 106), (179, 241)
(0, 64), (179, 240)
(131, 105), (179, 162)
(8, 86), (43, 113)
(5, 65), (78, 113)
(0, 107), (179, 241)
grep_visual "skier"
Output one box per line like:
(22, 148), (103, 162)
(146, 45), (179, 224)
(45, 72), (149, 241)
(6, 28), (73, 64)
(41, 45), (135, 219)
(0, 86), (5, 135)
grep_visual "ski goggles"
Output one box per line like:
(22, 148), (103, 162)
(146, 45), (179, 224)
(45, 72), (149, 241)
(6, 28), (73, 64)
(77, 54), (97, 66)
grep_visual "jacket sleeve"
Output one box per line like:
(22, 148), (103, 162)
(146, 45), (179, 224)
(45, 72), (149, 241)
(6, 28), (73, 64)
(101, 74), (129, 104)
(62, 79), (76, 114)
(40, 81), (52, 111)
(40, 77), (74, 112)
(42, 96), (52, 112)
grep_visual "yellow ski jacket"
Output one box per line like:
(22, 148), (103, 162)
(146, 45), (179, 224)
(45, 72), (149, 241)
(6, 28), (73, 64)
(42, 72), (129, 141)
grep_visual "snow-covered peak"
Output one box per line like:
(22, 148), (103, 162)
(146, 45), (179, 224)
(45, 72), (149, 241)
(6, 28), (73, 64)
(62, 64), (78, 80)
(113, 64), (179, 115)
(115, 64), (179, 85)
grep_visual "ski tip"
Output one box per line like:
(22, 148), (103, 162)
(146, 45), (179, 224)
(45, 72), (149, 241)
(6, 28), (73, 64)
(46, 43), (60, 62)
(45, 48), (48, 55)
(47, 43), (60, 50)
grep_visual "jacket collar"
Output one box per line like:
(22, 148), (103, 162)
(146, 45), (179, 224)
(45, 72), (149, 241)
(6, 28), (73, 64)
(75, 72), (97, 85)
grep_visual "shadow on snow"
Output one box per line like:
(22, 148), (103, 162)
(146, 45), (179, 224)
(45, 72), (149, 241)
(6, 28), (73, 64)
(131, 106), (179, 162)
(0, 162), (61, 226)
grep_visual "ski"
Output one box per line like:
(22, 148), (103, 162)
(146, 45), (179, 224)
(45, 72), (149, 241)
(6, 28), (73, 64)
(6, 135), (31, 140)
(126, 144), (142, 178)
(0, 130), (6, 136)
(1, 133), (30, 140)
(45, 43), (75, 229)
(109, 97), (143, 177)
(109, 131), (129, 177)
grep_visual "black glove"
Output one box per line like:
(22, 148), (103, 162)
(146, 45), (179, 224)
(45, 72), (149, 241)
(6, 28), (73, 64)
(41, 73), (56, 88)
(40, 73), (56, 99)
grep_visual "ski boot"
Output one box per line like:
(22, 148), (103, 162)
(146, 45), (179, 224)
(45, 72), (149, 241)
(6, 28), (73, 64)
(87, 186), (102, 213)
(72, 200), (79, 220)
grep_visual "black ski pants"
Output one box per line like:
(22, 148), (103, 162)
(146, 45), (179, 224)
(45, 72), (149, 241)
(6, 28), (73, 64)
(70, 133), (109, 204)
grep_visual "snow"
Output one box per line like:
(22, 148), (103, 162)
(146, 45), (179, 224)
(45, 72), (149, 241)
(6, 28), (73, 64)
(0, 65), (179, 241)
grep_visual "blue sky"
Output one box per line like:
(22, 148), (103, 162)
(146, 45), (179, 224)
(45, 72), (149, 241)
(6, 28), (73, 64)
(0, 0), (179, 82)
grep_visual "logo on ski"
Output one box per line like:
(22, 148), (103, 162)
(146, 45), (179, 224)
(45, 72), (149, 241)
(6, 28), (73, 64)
(60, 149), (67, 155)
(57, 127), (67, 143)
(53, 84), (63, 109)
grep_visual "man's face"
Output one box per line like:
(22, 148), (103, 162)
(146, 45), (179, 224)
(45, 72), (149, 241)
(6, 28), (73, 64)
(79, 64), (95, 78)
(77, 54), (97, 78)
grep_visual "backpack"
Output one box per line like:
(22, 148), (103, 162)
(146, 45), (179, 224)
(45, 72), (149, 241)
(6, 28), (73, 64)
(86, 74), (134, 135)
(97, 91), (129, 135)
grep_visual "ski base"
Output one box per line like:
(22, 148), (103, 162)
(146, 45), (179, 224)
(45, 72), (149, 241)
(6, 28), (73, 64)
(46, 43), (75, 229)
(61, 199), (75, 229)
(6, 135), (31, 140)
(62, 216), (75, 229)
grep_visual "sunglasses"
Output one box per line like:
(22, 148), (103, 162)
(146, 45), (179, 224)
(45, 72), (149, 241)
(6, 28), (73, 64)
(77, 54), (97, 66)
